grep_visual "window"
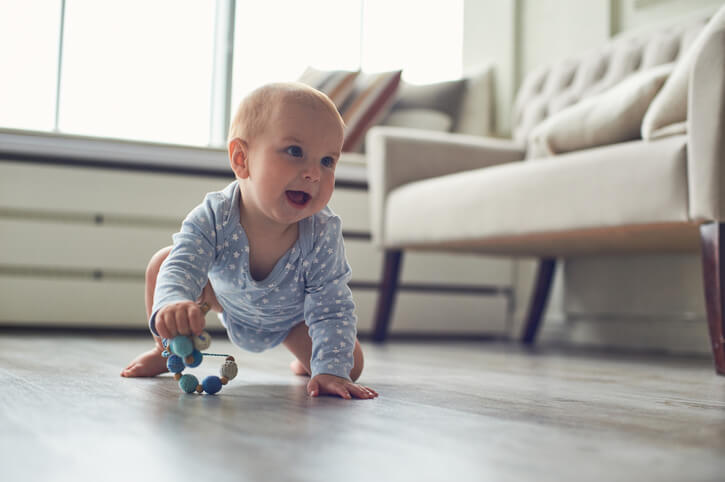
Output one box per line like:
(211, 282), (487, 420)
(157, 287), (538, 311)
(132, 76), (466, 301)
(230, 0), (362, 112)
(230, 0), (463, 102)
(0, 0), (62, 131)
(58, 0), (215, 146)
(361, 0), (463, 84)
(0, 0), (463, 148)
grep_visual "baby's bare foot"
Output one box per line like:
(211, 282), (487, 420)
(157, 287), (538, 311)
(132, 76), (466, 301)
(121, 346), (168, 377)
(290, 359), (310, 377)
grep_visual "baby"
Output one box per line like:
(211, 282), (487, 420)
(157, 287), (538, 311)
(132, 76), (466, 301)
(121, 82), (377, 400)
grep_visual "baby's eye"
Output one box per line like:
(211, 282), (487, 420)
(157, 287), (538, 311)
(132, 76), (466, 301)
(286, 145), (303, 157)
(321, 156), (336, 168)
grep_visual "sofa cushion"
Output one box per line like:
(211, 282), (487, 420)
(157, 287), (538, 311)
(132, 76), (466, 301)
(456, 64), (495, 136)
(640, 32), (681, 69)
(386, 78), (466, 126)
(382, 109), (453, 133)
(340, 70), (402, 152)
(297, 67), (359, 109)
(581, 41), (643, 98)
(528, 63), (673, 158)
(642, 5), (725, 140)
(384, 136), (689, 254)
(379, 79), (463, 133)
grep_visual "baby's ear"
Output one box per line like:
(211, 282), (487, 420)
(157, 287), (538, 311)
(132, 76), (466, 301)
(228, 138), (250, 179)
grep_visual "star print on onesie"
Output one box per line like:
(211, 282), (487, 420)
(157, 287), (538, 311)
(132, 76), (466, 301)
(150, 181), (357, 380)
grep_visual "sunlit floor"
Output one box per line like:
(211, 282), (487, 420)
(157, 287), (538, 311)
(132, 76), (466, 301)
(1, 333), (724, 482)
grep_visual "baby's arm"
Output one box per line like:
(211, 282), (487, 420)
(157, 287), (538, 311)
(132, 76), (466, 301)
(303, 216), (376, 399)
(151, 196), (222, 338)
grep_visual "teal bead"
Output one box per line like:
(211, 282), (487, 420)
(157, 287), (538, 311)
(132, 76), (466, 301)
(202, 376), (222, 395)
(170, 336), (193, 358)
(179, 374), (199, 393)
(185, 349), (203, 368)
(166, 355), (185, 374)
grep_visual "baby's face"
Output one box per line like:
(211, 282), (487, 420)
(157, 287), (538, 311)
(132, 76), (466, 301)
(240, 101), (344, 227)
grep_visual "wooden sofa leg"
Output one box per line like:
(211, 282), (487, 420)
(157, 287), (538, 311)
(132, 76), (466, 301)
(699, 222), (725, 375)
(372, 250), (403, 342)
(520, 258), (557, 345)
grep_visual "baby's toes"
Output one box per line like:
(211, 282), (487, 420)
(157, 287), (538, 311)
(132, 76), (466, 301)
(120, 363), (138, 377)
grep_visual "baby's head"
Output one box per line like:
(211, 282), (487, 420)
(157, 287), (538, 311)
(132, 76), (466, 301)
(228, 82), (343, 147)
(227, 83), (345, 226)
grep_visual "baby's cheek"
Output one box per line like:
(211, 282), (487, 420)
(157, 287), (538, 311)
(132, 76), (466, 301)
(320, 182), (335, 204)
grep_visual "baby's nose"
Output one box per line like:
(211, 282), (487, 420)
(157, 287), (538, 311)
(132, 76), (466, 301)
(303, 163), (321, 181)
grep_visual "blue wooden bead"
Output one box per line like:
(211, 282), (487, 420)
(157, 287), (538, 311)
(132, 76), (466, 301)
(185, 349), (203, 368)
(166, 354), (185, 374)
(179, 374), (199, 393)
(202, 376), (222, 395)
(170, 336), (193, 358)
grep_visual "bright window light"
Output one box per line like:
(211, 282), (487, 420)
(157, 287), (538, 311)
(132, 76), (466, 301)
(0, 0), (62, 131)
(58, 0), (215, 146)
(231, 0), (362, 109)
(361, 0), (463, 84)
(0, 0), (464, 147)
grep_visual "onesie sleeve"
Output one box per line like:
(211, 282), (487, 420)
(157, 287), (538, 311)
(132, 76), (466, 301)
(149, 194), (223, 336)
(303, 215), (357, 380)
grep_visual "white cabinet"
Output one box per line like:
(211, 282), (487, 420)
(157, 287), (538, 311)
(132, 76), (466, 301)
(0, 158), (513, 337)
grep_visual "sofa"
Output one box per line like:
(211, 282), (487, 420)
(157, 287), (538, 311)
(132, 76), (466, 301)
(366, 5), (725, 375)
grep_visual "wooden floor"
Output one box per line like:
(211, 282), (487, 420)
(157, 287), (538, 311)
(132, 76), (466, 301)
(1, 334), (724, 482)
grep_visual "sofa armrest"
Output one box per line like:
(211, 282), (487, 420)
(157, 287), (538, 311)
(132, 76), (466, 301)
(688, 26), (725, 222)
(366, 126), (525, 247)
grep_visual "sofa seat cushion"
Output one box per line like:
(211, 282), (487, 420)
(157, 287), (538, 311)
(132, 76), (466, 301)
(384, 135), (695, 255)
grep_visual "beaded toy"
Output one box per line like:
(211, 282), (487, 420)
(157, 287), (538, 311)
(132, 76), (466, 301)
(161, 329), (238, 395)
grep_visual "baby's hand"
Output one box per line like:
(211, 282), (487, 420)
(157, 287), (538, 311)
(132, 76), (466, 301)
(155, 301), (206, 339)
(307, 374), (378, 400)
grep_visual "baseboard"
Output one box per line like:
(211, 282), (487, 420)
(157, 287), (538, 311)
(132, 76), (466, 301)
(538, 314), (711, 356)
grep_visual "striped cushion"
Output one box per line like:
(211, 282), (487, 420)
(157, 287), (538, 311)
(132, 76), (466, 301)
(340, 70), (402, 152)
(297, 67), (359, 109)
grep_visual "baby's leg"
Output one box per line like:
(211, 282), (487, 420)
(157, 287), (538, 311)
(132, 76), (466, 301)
(120, 247), (222, 377)
(282, 322), (365, 381)
(121, 246), (173, 377)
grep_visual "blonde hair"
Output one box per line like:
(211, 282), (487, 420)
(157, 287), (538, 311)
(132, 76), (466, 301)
(227, 82), (344, 144)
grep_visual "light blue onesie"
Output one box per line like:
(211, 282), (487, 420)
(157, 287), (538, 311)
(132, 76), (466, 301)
(150, 181), (357, 380)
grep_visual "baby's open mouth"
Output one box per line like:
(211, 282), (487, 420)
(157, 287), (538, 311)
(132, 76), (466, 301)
(286, 190), (311, 206)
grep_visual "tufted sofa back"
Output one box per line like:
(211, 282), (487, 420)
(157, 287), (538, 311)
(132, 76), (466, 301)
(511, 8), (715, 145)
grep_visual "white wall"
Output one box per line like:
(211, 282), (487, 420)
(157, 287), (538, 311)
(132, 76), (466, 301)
(612, 0), (723, 33)
(462, 0), (518, 136)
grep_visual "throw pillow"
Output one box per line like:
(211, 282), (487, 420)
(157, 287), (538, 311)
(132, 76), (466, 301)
(456, 64), (495, 136)
(339, 70), (402, 152)
(382, 109), (453, 132)
(641, 5), (725, 140)
(297, 67), (359, 109)
(528, 62), (674, 158)
(390, 78), (466, 126)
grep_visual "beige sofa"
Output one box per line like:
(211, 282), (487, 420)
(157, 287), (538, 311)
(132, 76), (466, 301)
(367, 6), (725, 375)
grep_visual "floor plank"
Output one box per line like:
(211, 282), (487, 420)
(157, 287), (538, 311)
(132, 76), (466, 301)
(1, 334), (724, 482)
